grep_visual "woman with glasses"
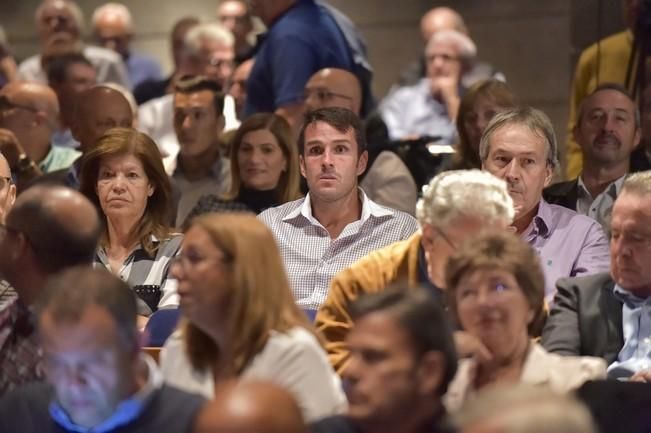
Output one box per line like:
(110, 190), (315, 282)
(183, 112), (302, 227)
(443, 231), (606, 410)
(79, 127), (181, 322)
(160, 213), (346, 422)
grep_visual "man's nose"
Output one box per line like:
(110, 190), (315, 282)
(504, 159), (521, 179)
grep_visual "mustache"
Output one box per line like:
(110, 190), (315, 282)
(593, 133), (621, 147)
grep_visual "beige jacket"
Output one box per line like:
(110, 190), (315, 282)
(444, 342), (607, 411)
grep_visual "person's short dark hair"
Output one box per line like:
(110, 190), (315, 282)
(46, 52), (93, 85)
(174, 75), (225, 117)
(36, 266), (139, 349)
(350, 288), (458, 394)
(297, 107), (367, 156)
(9, 190), (101, 273)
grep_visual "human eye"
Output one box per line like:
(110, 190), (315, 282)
(127, 171), (140, 180)
(522, 157), (537, 166)
(307, 146), (323, 156)
(458, 286), (477, 300)
(261, 145), (275, 155)
(98, 169), (114, 180)
(493, 154), (510, 167)
(334, 144), (348, 154)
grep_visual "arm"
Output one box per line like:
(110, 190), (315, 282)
(541, 278), (582, 355)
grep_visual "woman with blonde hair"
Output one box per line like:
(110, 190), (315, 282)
(161, 213), (346, 422)
(79, 127), (181, 318)
(184, 113), (302, 226)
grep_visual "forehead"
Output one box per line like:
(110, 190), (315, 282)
(583, 89), (635, 114)
(40, 2), (73, 20)
(100, 152), (144, 169)
(427, 40), (458, 55)
(488, 123), (547, 156)
(305, 120), (356, 144)
(219, 1), (247, 16)
(185, 225), (221, 252)
(612, 191), (651, 223)
(198, 39), (233, 56)
(349, 311), (414, 352)
(175, 90), (215, 108)
(40, 304), (120, 351)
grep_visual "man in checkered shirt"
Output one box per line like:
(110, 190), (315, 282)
(259, 107), (419, 310)
(0, 184), (101, 396)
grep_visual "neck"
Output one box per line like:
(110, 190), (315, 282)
(30, 140), (51, 165)
(11, 272), (47, 306)
(424, 247), (446, 290)
(311, 189), (361, 239)
(106, 217), (140, 253)
(178, 145), (220, 181)
(476, 335), (530, 389)
(581, 161), (628, 198)
(512, 204), (539, 235)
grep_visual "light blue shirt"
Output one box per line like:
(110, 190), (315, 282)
(607, 284), (651, 377)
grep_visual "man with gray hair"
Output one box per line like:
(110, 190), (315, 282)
(18, 0), (130, 89)
(138, 22), (238, 173)
(381, 29), (476, 142)
(480, 106), (610, 304)
(543, 171), (651, 380)
(0, 266), (204, 432)
(315, 169), (515, 373)
(92, 2), (163, 88)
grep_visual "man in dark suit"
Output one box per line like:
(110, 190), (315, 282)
(542, 171), (651, 379)
(544, 83), (640, 232)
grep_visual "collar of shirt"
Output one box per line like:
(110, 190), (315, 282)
(49, 353), (163, 433)
(613, 284), (650, 309)
(283, 189), (393, 228)
(576, 174), (625, 203)
(522, 199), (552, 241)
(173, 155), (227, 181)
(96, 235), (161, 268)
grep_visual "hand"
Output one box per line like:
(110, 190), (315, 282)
(630, 369), (651, 383)
(0, 128), (25, 168)
(454, 330), (493, 364)
(430, 74), (459, 102)
(0, 55), (17, 83)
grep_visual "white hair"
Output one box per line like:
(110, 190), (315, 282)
(35, 0), (85, 35)
(92, 3), (133, 32)
(184, 22), (234, 56)
(426, 29), (477, 61)
(622, 171), (651, 196)
(416, 169), (514, 228)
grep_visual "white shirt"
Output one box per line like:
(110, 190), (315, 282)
(160, 326), (347, 422)
(576, 174), (626, 233)
(258, 191), (419, 310)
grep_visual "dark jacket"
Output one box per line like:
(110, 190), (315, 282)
(543, 178), (579, 211)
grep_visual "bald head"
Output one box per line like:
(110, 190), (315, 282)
(420, 7), (467, 44)
(304, 68), (362, 115)
(0, 152), (16, 224)
(5, 185), (99, 278)
(72, 85), (133, 152)
(193, 381), (306, 433)
(0, 81), (60, 162)
(92, 3), (133, 57)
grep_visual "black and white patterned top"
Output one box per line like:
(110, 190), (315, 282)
(258, 190), (419, 310)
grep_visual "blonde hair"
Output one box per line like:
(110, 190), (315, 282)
(183, 213), (313, 374)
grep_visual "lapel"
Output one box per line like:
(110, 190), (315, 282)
(544, 179), (579, 210)
(599, 278), (624, 363)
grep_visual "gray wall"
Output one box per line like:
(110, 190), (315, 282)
(1, 0), (627, 167)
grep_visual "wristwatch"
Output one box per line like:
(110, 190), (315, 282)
(13, 154), (37, 174)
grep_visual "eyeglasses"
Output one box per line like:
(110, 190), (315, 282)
(0, 96), (40, 115)
(171, 251), (230, 270)
(303, 88), (353, 103)
(206, 57), (235, 70)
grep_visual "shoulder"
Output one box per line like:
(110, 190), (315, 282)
(544, 179), (576, 196)
(525, 343), (607, 389)
(0, 382), (52, 414)
(546, 202), (603, 231)
(155, 234), (183, 255)
(556, 272), (614, 296)
(155, 384), (206, 409)
(310, 415), (359, 433)
(580, 31), (630, 61)
(263, 327), (323, 358)
(83, 45), (122, 63)
(258, 198), (304, 223)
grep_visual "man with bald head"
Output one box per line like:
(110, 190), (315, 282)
(0, 185), (101, 396)
(92, 3), (162, 88)
(18, 0), (129, 88)
(194, 381), (306, 433)
(304, 68), (417, 214)
(0, 81), (80, 191)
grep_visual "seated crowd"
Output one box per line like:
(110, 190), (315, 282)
(1, 1), (651, 433)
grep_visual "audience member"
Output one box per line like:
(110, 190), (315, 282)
(304, 67), (418, 214)
(0, 185), (101, 396)
(0, 266), (204, 433)
(565, 0), (639, 179)
(161, 213), (346, 422)
(19, 0), (130, 88)
(381, 30), (476, 142)
(138, 23), (238, 173)
(194, 380), (306, 433)
(447, 79), (518, 171)
(185, 112), (302, 225)
(228, 58), (253, 120)
(92, 3), (163, 89)
(133, 16), (199, 105)
(0, 152), (15, 224)
(480, 106), (610, 303)
(316, 169), (514, 373)
(544, 84), (640, 232)
(259, 107), (418, 310)
(0, 26), (17, 88)
(216, 0), (255, 63)
(172, 76), (231, 225)
(244, 0), (356, 131)
(453, 385), (597, 433)
(312, 289), (457, 433)
(79, 128), (181, 319)
(46, 52), (97, 148)
(443, 232), (606, 411)
(396, 7), (504, 88)
(542, 171), (651, 379)
(0, 81), (80, 189)
(631, 84), (651, 172)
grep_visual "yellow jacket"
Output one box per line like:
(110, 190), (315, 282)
(315, 232), (422, 373)
(566, 31), (632, 179)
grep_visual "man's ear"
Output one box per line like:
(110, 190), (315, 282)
(416, 351), (446, 396)
(421, 224), (435, 250)
(633, 126), (642, 150)
(543, 163), (554, 188)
